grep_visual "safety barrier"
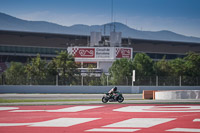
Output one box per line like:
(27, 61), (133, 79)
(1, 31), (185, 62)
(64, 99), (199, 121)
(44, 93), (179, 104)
(143, 90), (155, 99)
(155, 90), (200, 100)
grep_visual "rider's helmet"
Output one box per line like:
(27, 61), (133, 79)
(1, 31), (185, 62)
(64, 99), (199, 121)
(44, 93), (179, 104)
(113, 87), (117, 91)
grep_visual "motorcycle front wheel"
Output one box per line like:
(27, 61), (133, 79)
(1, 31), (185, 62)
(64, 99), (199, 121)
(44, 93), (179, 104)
(117, 96), (124, 103)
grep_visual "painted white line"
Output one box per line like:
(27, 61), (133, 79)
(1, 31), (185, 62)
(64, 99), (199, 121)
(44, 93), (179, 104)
(47, 106), (103, 112)
(30, 118), (100, 127)
(11, 110), (44, 112)
(104, 118), (176, 128)
(167, 128), (200, 132)
(11, 106), (103, 112)
(0, 107), (19, 111)
(0, 123), (31, 126)
(0, 118), (100, 127)
(114, 106), (200, 112)
(113, 106), (154, 112)
(86, 128), (140, 132)
(193, 119), (200, 122)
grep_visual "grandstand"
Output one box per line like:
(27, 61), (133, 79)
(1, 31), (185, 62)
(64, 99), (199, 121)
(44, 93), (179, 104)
(0, 30), (200, 74)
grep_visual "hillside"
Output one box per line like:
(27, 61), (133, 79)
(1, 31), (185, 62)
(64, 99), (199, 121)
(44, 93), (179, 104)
(1, 12), (200, 43)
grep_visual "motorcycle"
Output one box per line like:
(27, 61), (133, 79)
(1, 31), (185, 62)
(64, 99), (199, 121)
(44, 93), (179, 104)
(102, 91), (124, 103)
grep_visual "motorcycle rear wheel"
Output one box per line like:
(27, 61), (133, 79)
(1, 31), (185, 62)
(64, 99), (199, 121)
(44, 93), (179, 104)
(102, 97), (108, 103)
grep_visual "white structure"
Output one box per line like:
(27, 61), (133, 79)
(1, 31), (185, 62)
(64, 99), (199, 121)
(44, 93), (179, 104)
(90, 32), (102, 46)
(68, 47), (133, 76)
(110, 32), (122, 47)
(155, 90), (200, 100)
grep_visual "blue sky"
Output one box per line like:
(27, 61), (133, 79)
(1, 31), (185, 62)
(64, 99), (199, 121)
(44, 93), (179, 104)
(0, 0), (200, 37)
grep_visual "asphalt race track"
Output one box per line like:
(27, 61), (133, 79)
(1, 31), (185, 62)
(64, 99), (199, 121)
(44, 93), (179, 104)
(0, 104), (200, 133)
(0, 94), (142, 100)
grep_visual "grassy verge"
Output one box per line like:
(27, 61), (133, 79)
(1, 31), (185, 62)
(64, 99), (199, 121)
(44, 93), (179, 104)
(1, 99), (199, 104)
(0, 99), (100, 103)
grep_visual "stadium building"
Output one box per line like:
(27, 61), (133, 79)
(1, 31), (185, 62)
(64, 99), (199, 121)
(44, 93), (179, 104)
(0, 30), (200, 75)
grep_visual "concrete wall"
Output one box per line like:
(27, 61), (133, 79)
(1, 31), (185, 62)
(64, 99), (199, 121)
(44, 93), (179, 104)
(0, 85), (200, 94)
(155, 90), (200, 100)
(0, 86), (138, 94)
(139, 86), (200, 93)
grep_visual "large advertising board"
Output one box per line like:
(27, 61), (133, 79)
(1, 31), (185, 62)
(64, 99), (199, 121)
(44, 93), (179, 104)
(95, 47), (112, 58)
(70, 47), (95, 58)
(116, 48), (132, 58)
(68, 47), (132, 59)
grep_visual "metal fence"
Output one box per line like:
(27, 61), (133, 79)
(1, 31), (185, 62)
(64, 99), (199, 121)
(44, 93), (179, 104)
(0, 74), (199, 86)
(133, 76), (200, 86)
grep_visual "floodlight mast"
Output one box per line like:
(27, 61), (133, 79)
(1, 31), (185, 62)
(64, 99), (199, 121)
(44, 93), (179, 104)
(111, 0), (113, 23)
(111, 0), (114, 32)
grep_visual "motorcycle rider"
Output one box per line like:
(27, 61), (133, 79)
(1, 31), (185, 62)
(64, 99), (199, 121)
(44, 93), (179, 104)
(108, 87), (118, 100)
(102, 86), (124, 103)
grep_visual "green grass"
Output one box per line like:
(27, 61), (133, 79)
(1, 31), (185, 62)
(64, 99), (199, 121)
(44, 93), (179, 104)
(1, 99), (199, 104)
(0, 99), (100, 103)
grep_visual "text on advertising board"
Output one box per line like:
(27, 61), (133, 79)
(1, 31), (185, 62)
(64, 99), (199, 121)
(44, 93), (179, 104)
(69, 47), (132, 59)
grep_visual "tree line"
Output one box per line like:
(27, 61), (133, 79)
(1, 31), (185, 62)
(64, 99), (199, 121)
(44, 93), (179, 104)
(109, 52), (200, 85)
(2, 51), (200, 86)
(4, 51), (79, 85)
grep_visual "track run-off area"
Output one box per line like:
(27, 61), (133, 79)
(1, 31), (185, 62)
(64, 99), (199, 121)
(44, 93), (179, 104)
(0, 104), (200, 133)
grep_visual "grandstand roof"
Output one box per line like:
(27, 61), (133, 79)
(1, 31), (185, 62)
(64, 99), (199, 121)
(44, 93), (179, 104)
(0, 30), (200, 54)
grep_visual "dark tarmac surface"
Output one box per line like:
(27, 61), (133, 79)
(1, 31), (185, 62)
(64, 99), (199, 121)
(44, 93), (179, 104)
(0, 94), (142, 100)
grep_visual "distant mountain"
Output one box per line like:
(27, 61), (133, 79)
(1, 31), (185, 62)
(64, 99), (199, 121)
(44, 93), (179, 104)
(1, 12), (200, 43)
